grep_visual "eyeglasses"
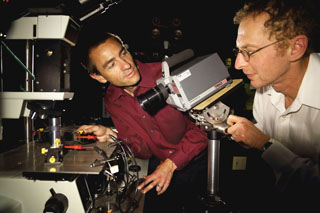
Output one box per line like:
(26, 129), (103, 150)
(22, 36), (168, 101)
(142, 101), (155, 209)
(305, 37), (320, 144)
(233, 40), (282, 62)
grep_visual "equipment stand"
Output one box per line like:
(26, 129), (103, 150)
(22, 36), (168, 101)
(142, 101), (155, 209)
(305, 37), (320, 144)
(202, 129), (231, 213)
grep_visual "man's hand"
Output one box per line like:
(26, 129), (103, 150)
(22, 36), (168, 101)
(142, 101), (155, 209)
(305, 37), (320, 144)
(227, 115), (270, 150)
(76, 125), (117, 143)
(138, 158), (177, 195)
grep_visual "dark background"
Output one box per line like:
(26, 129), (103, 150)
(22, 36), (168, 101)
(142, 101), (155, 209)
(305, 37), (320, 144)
(80, 0), (243, 57)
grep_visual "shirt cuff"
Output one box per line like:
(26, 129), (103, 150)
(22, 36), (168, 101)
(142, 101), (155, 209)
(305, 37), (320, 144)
(169, 150), (192, 170)
(261, 140), (299, 172)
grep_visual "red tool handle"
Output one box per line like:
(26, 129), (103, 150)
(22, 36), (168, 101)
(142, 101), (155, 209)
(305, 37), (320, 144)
(75, 135), (96, 139)
(64, 145), (94, 150)
(74, 134), (107, 139)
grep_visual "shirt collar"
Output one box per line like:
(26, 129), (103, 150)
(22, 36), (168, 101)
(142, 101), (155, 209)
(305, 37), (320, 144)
(136, 60), (161, 88)
(268, 53), (320, 111)
(297, 53), (320, 109)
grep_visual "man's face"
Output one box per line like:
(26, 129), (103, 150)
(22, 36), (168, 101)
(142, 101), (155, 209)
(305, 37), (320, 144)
(89, 38), (140, 87)
(234, 12), (290, 89)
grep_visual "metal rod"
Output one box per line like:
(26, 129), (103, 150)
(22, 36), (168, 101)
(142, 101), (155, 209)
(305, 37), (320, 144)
(207, 130), (221, 195)
(24, 40), (34, 143)
(49, 117), (61, 148)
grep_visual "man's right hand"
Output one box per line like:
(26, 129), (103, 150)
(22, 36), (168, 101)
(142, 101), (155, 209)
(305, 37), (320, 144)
(76, 125), (118, 143)
(226, 115), (270, 151)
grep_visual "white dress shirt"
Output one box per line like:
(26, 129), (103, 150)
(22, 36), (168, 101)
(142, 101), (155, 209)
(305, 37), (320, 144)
(253, 53), (320, 171)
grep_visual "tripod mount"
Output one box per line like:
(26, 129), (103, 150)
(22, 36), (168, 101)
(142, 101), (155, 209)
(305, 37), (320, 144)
(190, 101), (232, 212)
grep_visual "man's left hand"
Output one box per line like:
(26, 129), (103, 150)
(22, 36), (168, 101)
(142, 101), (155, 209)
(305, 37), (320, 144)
(137, 158), (177, 195)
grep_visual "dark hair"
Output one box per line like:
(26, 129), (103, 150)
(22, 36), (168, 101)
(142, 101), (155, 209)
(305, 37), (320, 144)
(234, 0), (320, 55)
(80, 32), (125, 74)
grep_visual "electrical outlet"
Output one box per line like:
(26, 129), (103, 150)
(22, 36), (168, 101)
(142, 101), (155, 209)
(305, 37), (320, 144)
(232, 156), (247, 170)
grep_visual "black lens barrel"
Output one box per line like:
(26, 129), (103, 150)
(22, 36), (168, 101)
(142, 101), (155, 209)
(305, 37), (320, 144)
(137, 84), (169, 112)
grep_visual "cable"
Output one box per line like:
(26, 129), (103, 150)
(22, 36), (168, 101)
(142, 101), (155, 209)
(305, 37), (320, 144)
(1, 40), (36, 80)
(90, 136), (142, 213)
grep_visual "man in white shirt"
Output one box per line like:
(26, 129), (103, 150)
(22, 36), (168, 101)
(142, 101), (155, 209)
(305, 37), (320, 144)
(226, 0), (320, 211)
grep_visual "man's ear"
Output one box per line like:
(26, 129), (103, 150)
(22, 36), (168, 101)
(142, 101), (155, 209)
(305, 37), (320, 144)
(289, 35), (308, 61)
(89, 73), (108, 83)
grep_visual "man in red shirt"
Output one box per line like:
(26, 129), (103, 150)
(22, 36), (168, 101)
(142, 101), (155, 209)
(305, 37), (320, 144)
(77, 32), (208, 213)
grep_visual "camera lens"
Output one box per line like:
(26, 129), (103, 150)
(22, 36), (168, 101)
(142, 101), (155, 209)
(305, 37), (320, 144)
(137, 84), (169, 112)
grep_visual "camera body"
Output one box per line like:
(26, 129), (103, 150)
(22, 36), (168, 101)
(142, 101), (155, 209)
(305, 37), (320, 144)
(138, 52), (232, 112)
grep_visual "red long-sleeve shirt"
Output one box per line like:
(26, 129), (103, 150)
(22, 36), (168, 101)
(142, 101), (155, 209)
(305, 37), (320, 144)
(105, 60), (208, 170)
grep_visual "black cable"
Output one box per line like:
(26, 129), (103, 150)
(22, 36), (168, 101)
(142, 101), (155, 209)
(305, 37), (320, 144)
(91, 136), (142, 213)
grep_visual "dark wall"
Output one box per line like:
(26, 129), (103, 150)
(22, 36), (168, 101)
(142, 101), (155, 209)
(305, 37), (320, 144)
(77, 0), (244, 60)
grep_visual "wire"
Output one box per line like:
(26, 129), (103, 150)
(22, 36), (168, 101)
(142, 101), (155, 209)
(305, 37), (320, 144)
(1, 40), (36, 80)
(91, 135), (142, 213)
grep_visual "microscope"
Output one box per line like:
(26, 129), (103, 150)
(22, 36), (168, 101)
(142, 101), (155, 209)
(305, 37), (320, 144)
(0, 14), (79, 165)
(137, 49), (243, 212)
